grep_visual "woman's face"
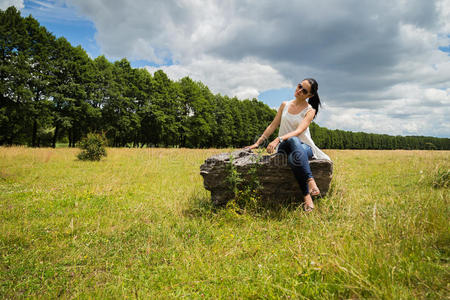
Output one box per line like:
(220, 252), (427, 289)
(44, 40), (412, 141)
(294, 80), (312, 99)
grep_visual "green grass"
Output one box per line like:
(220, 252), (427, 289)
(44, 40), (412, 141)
(0, 147), (449, 299)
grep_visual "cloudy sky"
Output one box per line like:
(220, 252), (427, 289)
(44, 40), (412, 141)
(3, 0), (450, 138)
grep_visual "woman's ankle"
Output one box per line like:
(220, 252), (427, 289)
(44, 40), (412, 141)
(307, 178), (320, 193)
(303, 194), (314, 207)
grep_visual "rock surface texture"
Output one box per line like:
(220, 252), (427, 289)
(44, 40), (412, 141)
(200, 149), (333, 205)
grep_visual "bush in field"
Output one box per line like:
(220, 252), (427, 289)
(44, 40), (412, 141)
(432, 166), (449, 188)
(225, 149), (264, 214)
(77, 133), (107, 161)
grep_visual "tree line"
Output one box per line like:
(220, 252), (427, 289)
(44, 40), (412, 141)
(1, 7), (449, 150)
(310, 124), (449, 150)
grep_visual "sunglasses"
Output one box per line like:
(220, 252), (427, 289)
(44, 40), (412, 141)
(297, 83), (310, 95)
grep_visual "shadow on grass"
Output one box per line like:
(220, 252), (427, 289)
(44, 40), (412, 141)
(182, 189), (218, 219)
(182, 188), (333, 221)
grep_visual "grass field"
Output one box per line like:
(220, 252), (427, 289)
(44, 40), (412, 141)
(0, 147), (449, 299)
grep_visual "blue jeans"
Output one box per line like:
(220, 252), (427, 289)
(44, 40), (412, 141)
(277, 136), (314, 196)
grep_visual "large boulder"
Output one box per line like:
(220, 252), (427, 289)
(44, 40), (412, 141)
(200, 149), (333, 205)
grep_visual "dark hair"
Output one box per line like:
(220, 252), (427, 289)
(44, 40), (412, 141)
(304, 78), (321, 119)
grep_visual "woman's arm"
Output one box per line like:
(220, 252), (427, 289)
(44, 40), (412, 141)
(244, 101), (287, 149)
(257, 101), (286, 143)
(279, 109), (316, 140)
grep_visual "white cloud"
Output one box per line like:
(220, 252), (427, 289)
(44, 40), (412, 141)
(0, 0), (24, 10)
(319, 86), (450, 137)
(437, 0), (450, 33)
(145, 56), (290, 99)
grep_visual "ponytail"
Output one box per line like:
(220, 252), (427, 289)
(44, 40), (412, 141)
(308, 93), (321, 119)
(304, 78), (321, 119)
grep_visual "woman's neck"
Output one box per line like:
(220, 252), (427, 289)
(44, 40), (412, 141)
(293, 97), (308, 106)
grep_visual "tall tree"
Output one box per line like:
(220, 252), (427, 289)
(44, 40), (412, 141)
(50, 39), (94, 147)
(178, 77), (213, 148)
(0, 7), (33, 145)
(23, 14), (55, 146)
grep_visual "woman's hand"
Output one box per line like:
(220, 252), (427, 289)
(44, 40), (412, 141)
(243, 143), (259, 150)
(266, 139), (280, 154)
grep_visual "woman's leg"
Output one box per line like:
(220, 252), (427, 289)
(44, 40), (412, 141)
(277, 137), (316, 210)
(299, 142), (320, 195)
(284, 137), (313, 196)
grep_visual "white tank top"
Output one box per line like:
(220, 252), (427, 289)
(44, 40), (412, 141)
(276, 99), (331, 161)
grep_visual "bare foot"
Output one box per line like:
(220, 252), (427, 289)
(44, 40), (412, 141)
(307, 178), (320, 196)
(303, 194), (314, 212)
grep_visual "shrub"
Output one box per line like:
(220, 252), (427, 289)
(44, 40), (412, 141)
(432, 166), (449, 189)
(77, 133), (107, 161)
(225, 149), (264, 214)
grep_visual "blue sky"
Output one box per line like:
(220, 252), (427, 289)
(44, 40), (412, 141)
(21, 1), (176, 67)
(4, 0), (450, 138)
(21, 1), (100, 57)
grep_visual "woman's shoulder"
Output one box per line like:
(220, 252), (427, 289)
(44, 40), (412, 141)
(304, 104), (316, 115)
(281, 99), (294, 108)
(281, 99), (292, 106)
(278, 100), (290, 111)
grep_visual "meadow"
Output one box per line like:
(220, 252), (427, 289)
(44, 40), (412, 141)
(0, 147), (448, 299)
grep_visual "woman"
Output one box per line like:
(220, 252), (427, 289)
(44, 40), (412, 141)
(244, 78), (331, 212)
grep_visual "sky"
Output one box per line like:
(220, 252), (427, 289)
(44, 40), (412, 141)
(2, 0), (450, 138)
